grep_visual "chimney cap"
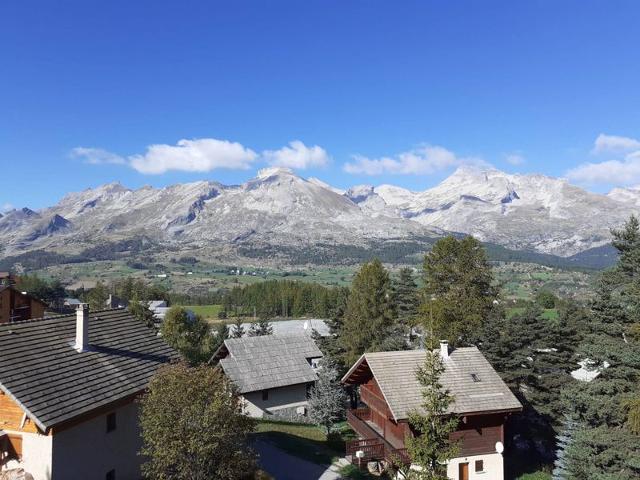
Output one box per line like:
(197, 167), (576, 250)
(439, 340), (450, 359)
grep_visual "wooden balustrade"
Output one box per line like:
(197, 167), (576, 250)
(346, 408), (412, 466)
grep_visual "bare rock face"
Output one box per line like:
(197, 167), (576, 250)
(1, 166), (639, 259)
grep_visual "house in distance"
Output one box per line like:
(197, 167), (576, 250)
(212, 334), (323, 421)
(342, 341), (522, 480)
(0, 286), (47, 324)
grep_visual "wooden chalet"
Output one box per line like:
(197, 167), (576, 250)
(341, 342), (522, 480)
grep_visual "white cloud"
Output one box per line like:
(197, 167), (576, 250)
(567, 151), (640, 186)
(129, 138), (258, 174)
(70, 147), (126, 165)
(567, 133), (640, 186)
(592, 133), (640, 154)
(262, 141), (330, 169)
(505, 153), (525, 166)
(343, 145), (483, 176)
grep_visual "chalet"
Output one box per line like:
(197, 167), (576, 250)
(0, 286), (47, 324)
(212, 334), (323, 420)
(0, 306), (179, 480)
(342, 342), (522, 480)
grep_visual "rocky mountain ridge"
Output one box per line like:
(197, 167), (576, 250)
(1, 166), (637, 264)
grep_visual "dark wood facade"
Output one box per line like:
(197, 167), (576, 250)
(0, 287), (47, 324)
(345, 369), (510, 466)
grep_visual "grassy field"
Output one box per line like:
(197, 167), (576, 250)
(516, 472), (552, 480)
(254, 420), (356, 466)
(506, 307), (559, 320)
(178, 304), (223, 319)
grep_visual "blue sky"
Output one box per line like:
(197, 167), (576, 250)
(2, 1), (640, 210)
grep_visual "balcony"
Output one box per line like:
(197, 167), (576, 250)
(345, 408), (410, 466)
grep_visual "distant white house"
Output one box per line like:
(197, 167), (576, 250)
(212, 335), (323, 421)
(146, 301), (195, 325)
(229, 318), (330, 338)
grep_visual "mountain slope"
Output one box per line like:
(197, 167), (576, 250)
(356, 166), (637, 256)
(0, 166), (637, 263)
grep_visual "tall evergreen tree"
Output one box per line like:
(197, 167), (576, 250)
(230, 317), (245, 338)
(340, 259), (397, 366)
(421, 236), (498, 346)
(308, 357), (347, 434)
(394, 267), (419, 328)
(404, 346), (459, 480)
(560, 216), (640, 478)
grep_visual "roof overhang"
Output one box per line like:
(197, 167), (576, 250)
(341, 353), (373, 385)
(0, 381), (47, 433)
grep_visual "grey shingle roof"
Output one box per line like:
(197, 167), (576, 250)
(342, 347), (522, 421)
(217, 335), (322, 394)
(0, 308), (179, 431)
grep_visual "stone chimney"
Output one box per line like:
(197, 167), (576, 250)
(439, 340), (449, 360)
(75, 303), (89, 352)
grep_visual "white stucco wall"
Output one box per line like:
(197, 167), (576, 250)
(22, 431), (53, 480)
(1, 429), (53, 480)
(50, 401), (143, 480)
(446, 452), (504, 480)
(242, 383), (310, 418)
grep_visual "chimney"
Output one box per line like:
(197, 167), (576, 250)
(75, 303), (89, 352)
(440, 340), (449, 360)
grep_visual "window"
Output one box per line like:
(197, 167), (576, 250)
(475, 460), (484, 472)
(106, 412), (116, 433)
(106, 469), (116, 480)
(262, 389), (269, 401)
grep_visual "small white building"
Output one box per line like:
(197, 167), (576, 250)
(0, 305), (179, 480)
(212, 335), (323, 421)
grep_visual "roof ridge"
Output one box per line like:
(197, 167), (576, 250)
(0, 307), (126, 326)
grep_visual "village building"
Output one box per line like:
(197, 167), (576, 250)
(342, 342), (522, 480)
(0, 286), (47, 324)
(213, 334), (323, 421)
(0, 306), (178, 480)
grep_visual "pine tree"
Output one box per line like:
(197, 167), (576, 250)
(230, 317), (245, 338)
(552, 416), (579, 479)
(394, 267), (419, 329)
(248, 318), (273, 337)
(308, 358), (347, 434)
(560, 216), (640, 477)
(421, 236), (498, 346)
(340, 259), (397, 366)
(404, 346), (459, 480)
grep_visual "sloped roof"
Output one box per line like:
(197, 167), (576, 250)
(216, 334), (322, 394)
(0, 308), (179, 431)
(342, 347), (522, 421)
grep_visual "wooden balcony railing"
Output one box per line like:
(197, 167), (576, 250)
(346, 408), (411, 466)
(347, 408), (378, 441)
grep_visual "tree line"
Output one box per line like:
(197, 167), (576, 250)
(220, 279), (348, 319)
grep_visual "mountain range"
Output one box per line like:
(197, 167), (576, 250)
(1, 166), (637, 268)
